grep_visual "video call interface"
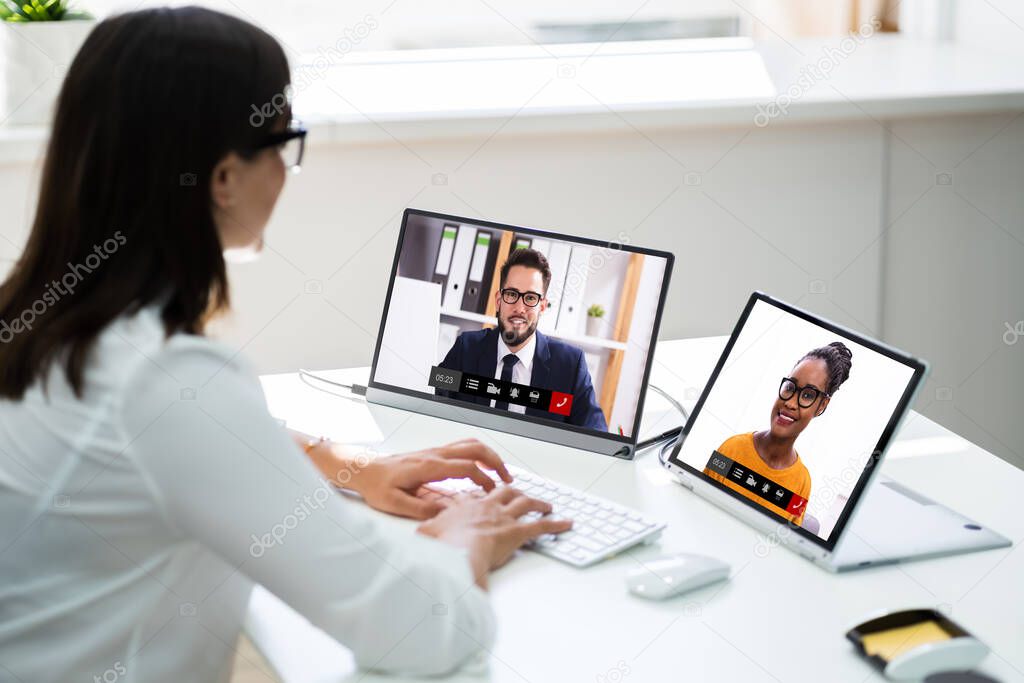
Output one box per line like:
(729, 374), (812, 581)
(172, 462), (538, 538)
(671, 299), (917, 542)
(372, 212), (670, 439)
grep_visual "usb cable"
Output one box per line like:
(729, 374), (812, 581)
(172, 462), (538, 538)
(634, 383), (690, 454)
(298, 369), (367, 398)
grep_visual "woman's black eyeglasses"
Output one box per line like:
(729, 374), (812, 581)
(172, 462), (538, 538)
(253, 120), (307, 173)
(501, 288), (544, 307)
(779, 377), (829, 409)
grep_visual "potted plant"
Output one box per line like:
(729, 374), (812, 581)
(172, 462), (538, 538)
(586, 304), (605, 337)
(1, 0), (94, 125)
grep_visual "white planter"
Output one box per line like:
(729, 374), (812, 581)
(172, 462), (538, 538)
(2, 19), (95, 126)
(586, 316), (604, 338)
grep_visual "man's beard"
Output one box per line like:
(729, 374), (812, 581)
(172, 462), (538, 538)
(497, 314), (537, 347)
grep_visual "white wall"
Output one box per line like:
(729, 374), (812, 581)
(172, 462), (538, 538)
(202, 119), (884, 371)
(1, 112), (1021, 472)
(952, 0), (1024, 57)
(81, 0), (741, 54)
(881, 112), (1024, 476)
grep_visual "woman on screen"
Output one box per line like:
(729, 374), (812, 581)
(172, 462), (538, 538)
(705, 342), (853, 527)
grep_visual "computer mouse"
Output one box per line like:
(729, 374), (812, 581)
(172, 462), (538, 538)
(626, 553), (730, 601)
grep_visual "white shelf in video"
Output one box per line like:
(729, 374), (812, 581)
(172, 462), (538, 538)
(440, 308), (627, 351)
(555, 331), (628, 352)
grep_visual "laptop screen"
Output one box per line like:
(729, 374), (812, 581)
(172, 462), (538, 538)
(668, 294), (926, 550)
(369, 209), (673, 443)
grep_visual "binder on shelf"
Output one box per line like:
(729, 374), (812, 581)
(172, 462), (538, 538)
(556, 246), (591, 335)
(462, 231), (498, 314)
(513, 235), (532, 251)
(442, 225), (478, 311)
(539, 241), (571, 333)
(431, 224), (458, 292)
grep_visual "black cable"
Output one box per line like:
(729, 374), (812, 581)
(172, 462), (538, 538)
(658, 434), (680, 467)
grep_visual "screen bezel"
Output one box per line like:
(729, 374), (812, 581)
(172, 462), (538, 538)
(666, 292), (927, 552)
(368, 208), (675, 446)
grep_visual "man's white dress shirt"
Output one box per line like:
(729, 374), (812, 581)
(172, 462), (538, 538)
(491, 332), (537, 414)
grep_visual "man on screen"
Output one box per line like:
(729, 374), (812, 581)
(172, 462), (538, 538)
(437, 248), (608, 431)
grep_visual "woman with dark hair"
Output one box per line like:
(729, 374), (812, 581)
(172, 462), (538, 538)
(0, 8), (568, 681)
(704, 342), (853, 527)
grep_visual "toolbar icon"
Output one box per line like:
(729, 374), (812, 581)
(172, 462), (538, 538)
(786, 495), (807, 515)
(549, 391), (573, 416)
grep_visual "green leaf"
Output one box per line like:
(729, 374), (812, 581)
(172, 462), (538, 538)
(2, 0), (86, 21)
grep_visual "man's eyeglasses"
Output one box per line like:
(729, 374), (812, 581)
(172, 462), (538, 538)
(501, 288), (544, 307)
(779, 377), (829, 409)
(253, 119), (307, 173)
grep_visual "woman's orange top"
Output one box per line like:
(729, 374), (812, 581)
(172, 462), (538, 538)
(703, 432), (811, 526)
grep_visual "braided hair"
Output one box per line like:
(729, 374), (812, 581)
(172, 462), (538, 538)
(800, 342), (853, 396)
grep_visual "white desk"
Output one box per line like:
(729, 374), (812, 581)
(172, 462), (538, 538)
(250, 337), (1023, 682)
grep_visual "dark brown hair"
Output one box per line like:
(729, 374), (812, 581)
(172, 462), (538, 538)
(0, 7), (290, 399)
(500, 248), (552, 293)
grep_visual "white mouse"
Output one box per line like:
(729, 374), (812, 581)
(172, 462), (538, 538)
(626, 553), (731, 600)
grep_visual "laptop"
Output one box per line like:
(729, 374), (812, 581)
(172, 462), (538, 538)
(663, 292), (1010, 571)
(366, 208), (673, 460)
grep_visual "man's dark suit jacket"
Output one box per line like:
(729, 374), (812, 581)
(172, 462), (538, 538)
(436, 328), (608, 432)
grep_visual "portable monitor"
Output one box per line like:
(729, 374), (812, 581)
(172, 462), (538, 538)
(367, 209), (674, 459)
(666, 292), (929, 560)
(665, 293), (1009, 569)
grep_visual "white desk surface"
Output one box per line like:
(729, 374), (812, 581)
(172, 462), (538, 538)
(251, 336), (1023, 683)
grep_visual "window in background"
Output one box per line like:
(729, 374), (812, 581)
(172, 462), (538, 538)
(78, 0), (749, 56)
(748, 0), (900, 37)
(78, 0), (910, 62)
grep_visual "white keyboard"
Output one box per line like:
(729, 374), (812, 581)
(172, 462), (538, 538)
(423, 465), (666, 568)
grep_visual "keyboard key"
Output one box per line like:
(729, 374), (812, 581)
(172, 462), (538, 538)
(622, 520), (646, 534)
(575, 537), (604, 552)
